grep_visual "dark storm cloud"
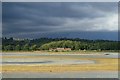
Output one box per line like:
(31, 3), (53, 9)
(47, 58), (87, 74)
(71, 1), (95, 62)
(2, 2), (118, 40)
(0, 2), (2, 37)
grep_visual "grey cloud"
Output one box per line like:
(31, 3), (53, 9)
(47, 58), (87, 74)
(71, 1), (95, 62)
(2, 2), (118, 40)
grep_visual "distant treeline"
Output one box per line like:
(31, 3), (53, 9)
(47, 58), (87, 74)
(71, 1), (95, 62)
(2, 37), (119, 51)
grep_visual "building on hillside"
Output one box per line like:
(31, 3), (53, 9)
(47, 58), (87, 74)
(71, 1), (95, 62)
(64, 48), (72, 51)
(49, 48), (71, 51)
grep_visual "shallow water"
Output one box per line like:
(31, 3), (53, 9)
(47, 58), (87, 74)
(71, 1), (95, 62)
(3, 71), (118, 78)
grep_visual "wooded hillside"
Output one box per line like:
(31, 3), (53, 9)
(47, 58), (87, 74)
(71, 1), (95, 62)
(2, 37), (119, 51)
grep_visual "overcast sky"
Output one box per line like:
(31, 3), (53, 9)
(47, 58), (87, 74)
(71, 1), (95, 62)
(2, 2), (118, 40)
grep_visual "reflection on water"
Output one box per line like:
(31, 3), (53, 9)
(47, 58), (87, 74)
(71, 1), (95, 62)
(2, 61), (53, 64)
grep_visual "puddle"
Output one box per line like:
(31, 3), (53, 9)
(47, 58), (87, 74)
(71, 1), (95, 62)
(2, 61), (53, 64)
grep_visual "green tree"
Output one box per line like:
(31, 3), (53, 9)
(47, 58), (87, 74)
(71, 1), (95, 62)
(15, 45), (21, 51)
(4, 45), (13, 51)
(23, 44), (29, 51)
(30, 44), (37, 50)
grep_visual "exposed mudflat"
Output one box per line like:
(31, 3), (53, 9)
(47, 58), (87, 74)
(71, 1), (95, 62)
(1, 52), (119, 78)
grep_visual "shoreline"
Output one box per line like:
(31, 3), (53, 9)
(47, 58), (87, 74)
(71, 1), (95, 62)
(2, 50), (119, 54)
